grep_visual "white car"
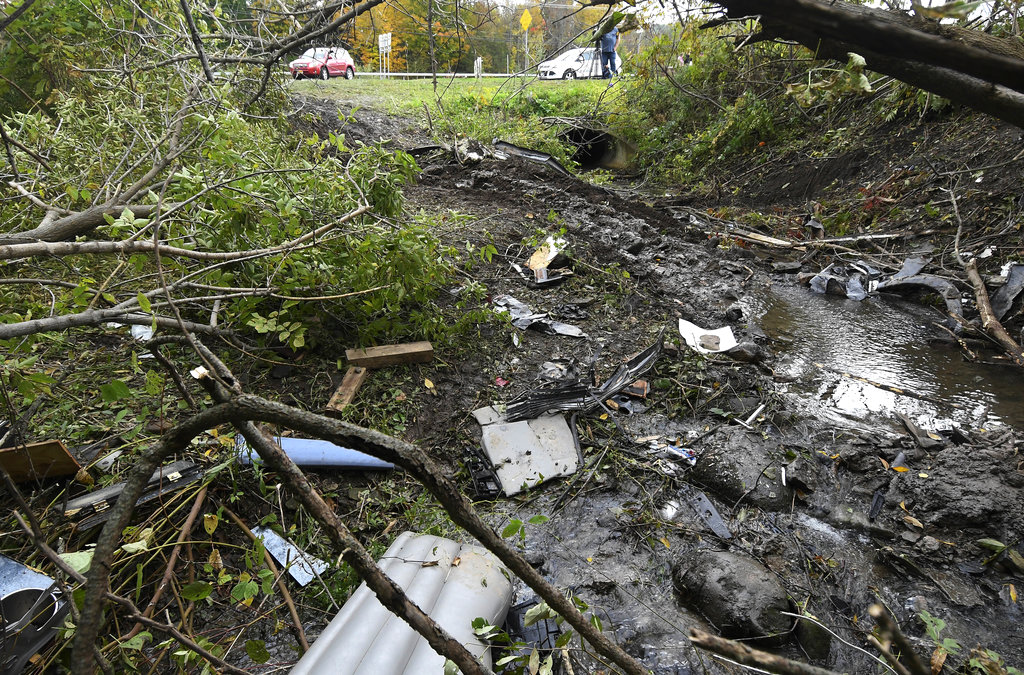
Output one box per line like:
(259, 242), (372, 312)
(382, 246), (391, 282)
(537, 47), (620, 80)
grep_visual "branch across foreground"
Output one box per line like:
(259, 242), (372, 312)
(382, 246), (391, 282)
(71, 360), (649, 675)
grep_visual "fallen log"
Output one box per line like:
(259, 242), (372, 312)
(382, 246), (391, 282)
(965, 258), (1024, 367)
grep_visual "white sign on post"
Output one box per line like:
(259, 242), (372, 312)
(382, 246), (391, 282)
(378, 33), (392, 78)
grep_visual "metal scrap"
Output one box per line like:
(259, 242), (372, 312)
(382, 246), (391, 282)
(494, 294), (586, 338)
(505, 333), (663, 421)
(65, 459), (203, 530)
(492, 139), (572, 177)
(1, 555), (68, 675)
(991, 263), (1024, 320)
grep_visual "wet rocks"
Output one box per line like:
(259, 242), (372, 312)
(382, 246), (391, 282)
(727, 340), (764, 363)
(887, 445), (1024, 531)
(689, 427), (790, 510)
(672, 549), (792, 645)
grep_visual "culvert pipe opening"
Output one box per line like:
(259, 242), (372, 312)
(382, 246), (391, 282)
(559, 126), (634, 171)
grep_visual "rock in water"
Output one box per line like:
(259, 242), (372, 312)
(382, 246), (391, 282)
(673, 549), (792, 645)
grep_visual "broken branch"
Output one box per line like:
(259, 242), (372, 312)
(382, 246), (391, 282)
(965, 258), (1024, 366)
(688, 628), (839, 674)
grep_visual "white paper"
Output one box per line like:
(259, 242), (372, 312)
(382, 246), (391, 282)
(678, 318), (738, 354)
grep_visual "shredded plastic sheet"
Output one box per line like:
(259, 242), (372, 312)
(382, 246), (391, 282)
(678, 319), (738, 354)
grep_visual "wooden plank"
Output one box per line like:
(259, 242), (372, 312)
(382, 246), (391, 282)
(345, 341), (434, 368)
(0, 439), (80, 482)
(325, 366), (369, 415)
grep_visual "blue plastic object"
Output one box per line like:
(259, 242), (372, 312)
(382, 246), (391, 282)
(236, 436), (394, 470)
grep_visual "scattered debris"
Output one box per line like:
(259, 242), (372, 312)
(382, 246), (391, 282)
(505, 334), (663, 421)
(473, 406), (581, 497)
(324, 366), (369, 416)
(345, 341), (434, 368)
(678, 319), (738, 354)
(462, 446), (501, 499)
(896, 412), (945, 449)
(527, 235), (568, 272)
(493, 294), (586, 338)
(236, 436), (394, 470)
(0, 440), (80, 482)
(0, 555), (67, 675)
(808, 261), (879, 300)
(252, 526), (328, 587)
(876, 273), (964, 328)
(492, 139), (572, 178)
(680, 485), (732, 539)
(289, 531), (512, 674)
(64, 459), (203, 530)
(623, 380), (649, 398)
(648, 438), (697, 467)
(505, 598), (562, 662)
(991, 262), (1024, 320)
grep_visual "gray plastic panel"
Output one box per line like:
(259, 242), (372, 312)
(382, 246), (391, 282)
(291, 532), (512, 674)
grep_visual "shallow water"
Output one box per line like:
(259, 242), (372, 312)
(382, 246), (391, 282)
(746, 284), (1024, 431)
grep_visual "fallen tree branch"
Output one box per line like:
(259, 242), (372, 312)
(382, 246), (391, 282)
(867, 605), (930, 675)
(0, 309), (225, 340)
(73, 383), (648, 675)
(0, 204), (174, 246)
(0, 202), (372, 261)
(964, 258), (1024, 366)
(689, 628), (839, 675)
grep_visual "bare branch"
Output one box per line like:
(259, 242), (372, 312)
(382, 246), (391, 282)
(178, 0), (216, 83)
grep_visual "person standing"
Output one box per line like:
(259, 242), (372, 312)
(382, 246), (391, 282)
(600, 25), (619, 79)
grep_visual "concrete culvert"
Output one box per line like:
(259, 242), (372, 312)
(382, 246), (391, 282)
(559, 126), (634, 171)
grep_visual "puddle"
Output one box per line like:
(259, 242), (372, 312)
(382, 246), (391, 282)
(747, 284), (1024, 431)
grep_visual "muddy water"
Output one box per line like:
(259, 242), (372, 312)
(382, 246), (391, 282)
(746, 284), (1024, 431)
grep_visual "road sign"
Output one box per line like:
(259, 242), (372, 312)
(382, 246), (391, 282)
(378, 32), (392, 53)
(520, 9), (532, 31)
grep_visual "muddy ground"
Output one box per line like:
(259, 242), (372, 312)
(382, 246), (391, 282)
(6, 92), (1020, 674)
(260, 94), (1024, 674)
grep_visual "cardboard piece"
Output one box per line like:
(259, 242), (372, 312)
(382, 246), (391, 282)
(0, 440), (80, 482)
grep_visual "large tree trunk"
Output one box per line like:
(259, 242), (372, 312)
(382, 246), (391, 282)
(710, 0), (1024, 127)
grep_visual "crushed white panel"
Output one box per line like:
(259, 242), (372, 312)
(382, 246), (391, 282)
(474, 406), (579, 496)
(290, 532), (512, 674)
(252, 526), (328, 586)
(678, 318), (738, 354)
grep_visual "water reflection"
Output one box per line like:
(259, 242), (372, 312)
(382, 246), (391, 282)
(748, 285), (1024, 430)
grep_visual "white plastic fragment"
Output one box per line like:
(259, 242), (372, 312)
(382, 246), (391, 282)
(678, 318), (738, 354)
(252, 526), (328, 587)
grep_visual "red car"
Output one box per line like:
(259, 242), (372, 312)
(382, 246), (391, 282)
(289, 47), (356, 81)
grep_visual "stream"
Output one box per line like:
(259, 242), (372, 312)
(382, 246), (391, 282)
(747, 283), (1024, 432)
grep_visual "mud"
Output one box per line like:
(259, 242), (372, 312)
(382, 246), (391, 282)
(270, 96), (1024, 673)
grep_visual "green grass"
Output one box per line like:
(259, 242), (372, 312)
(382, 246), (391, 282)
(291, 75), (612, 113)
(289, 75), (619, 164)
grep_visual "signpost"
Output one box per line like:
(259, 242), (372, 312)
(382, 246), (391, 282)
(378, 32), (392, 77)
(520, 9), (531, 72)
